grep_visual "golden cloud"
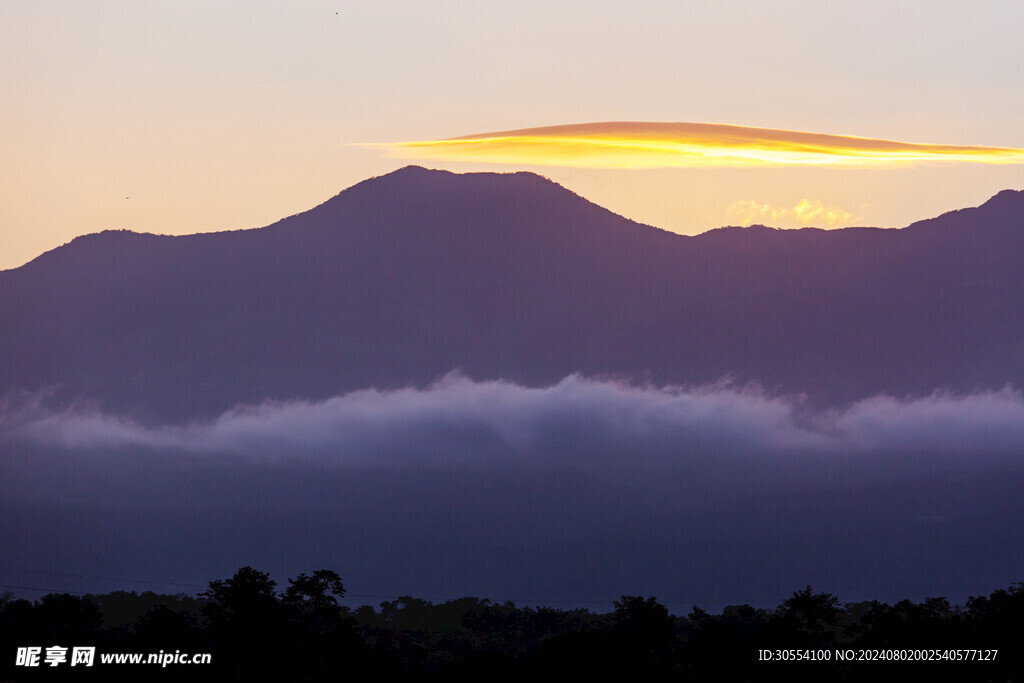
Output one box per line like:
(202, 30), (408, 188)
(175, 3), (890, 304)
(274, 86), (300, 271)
(368, 122), (1024, 168)
(726, 199), (856, 228)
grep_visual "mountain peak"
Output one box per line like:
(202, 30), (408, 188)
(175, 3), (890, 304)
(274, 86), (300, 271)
(377, 164), (446, 178)
(363, 164), (556, 188)
(904, 188), (1024, 235)
(979, 188), (1024, 209)
(316, 165), (570, 212)
(286, 165), (664, 243)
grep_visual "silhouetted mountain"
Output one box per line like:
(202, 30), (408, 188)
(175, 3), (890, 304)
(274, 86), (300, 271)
(2, 167), (1023, 420)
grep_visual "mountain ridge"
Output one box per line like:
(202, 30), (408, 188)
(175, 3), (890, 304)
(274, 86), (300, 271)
(17, 166), (1024, 276)
(2, 167), (1023, 421)
(9, 166), (1022, 275)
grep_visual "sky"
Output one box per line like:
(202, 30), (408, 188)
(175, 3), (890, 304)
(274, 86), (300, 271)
(4, 0), (1024, 270)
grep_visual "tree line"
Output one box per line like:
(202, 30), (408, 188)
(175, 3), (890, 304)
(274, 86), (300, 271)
(3, 567), (1024, 680)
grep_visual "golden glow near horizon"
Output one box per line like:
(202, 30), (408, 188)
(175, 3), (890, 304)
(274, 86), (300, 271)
(371, 122), (1024, 169)
(726, 199), (856, 228)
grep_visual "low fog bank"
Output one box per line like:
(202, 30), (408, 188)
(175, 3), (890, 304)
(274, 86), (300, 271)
(5, 373), (1024, 466)
(2, 375), (1023, 610)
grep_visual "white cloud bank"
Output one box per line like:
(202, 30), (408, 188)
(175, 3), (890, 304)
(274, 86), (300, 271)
(3, 375), (1022, 469)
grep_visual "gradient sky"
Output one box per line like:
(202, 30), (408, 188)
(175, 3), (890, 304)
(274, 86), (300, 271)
(4, 0), (1024, 270)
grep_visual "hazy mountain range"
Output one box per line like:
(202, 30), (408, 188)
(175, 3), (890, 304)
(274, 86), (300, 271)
(3, 165), (1023, 420)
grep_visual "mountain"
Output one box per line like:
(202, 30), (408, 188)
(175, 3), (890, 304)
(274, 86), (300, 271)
(2, 166), (1023, 421)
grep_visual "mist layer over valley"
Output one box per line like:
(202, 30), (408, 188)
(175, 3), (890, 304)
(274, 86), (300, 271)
(4, 376), (1024, 609)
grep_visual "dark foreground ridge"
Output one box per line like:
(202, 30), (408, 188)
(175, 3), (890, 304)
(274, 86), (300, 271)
(2, 167), (1023, 420)
(3, 567), (1023, 681)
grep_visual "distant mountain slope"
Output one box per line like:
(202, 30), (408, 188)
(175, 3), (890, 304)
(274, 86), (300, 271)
(2, 167), (1023, 420)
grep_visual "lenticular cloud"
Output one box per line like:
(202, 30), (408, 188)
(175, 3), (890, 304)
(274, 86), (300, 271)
(372, 121), (1024, 168)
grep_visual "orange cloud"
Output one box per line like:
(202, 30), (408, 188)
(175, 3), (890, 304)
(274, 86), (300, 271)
(368, 122), (1024, 168)
(726, 199), (856, 228)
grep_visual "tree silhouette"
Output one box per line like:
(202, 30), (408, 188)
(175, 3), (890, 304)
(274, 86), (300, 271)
(282, 569), (346, 616)
(611, 595), (678, 673)
(200, 566), (283, 679)
(777, 585), (841, 643)
(201, 566), (278, 627)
